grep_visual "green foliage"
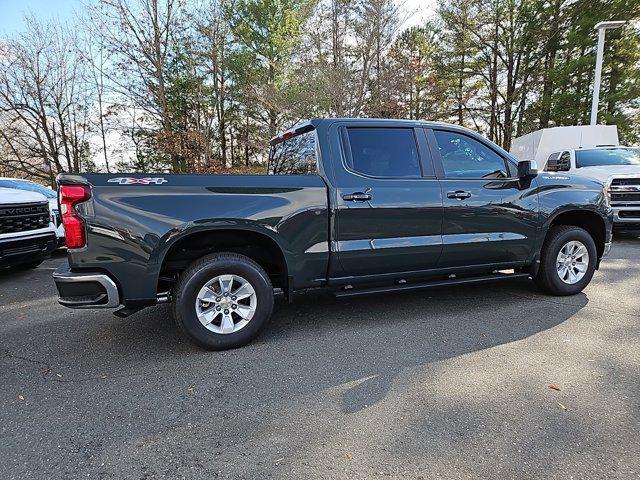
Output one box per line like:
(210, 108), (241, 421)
(527, 0), (640, 142)
(227, 0), (317, 135)
(116, 129), (169, 173)
(387, 25), (449, 120)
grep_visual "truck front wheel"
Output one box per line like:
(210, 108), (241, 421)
(535, 225), (597, 296)
(173, 252), (274, 350)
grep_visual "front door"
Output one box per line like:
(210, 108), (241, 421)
(427, 128), (538, 269)
(330, 123), (443, 280)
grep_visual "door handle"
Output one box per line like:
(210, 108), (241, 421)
(342, 192), (372, 202)
(447, 190), (472, 200)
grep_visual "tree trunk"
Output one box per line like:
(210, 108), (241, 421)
(245, 113), (250, 167)
(268, 63), (277, 137)
(540, 0), (561, 128)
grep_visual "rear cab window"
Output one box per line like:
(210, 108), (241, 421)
(341, 127), (423, 178)
(268, 130), (318, 175)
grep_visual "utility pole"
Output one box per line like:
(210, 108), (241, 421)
(590, 21), (626, 125)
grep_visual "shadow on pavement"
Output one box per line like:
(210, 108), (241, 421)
(14, 277), (587, 412)
(2, 255), (623, 479)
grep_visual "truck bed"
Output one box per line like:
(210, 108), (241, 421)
(63, 173), (330, 303)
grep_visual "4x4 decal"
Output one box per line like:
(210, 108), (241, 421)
(107, 177), (168, 185)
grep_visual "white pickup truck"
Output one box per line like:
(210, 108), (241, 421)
(0, 177), (65, 246)
(511, 126), (640, 228)
(0, 187), (58, 269)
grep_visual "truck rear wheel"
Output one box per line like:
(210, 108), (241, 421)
(173, 252), (274, 350)
(535, 225), (597, 296)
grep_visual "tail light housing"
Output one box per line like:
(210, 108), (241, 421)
(59, 185), (91, 249)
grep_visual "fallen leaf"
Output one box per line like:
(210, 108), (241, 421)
(557, 402), (567, 411)
(548, 384), (561, 391)
(186, 387), (194, 396)
(346, 452), (353, 461)
(18, 395), (24, 401)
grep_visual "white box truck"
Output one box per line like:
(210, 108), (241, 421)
(510, 126), (640, 228)
(510, 125), (619, 168)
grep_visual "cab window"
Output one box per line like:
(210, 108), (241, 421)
(433, 130), (509, 179)
(342, 127), (422, 178)
(268, 130), (318, 175)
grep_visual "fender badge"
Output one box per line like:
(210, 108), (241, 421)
(542, 175), (570, 180)
(108, 177), (168, 185)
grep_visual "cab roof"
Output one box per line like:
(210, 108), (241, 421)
(270, 118), (472, 145)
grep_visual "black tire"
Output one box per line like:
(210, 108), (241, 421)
(535, 225), (597, 296)
(173, 252), (274, 350)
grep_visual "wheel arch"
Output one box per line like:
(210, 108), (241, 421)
(545, 208), (607, 258)
(156, 225), (290, 297)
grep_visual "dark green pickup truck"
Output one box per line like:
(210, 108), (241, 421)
(54, 118), (613, 349)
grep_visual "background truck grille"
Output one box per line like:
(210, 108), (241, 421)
(611, 178), (640, 186)
(610, 178), (640, 205)
(619, 211), (640, 218)
(611, 192), (640, 203)
(0, 202), (50, 234)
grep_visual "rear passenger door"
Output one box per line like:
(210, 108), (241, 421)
(329, 122), (443, 280)
(427, 128), (538, 268)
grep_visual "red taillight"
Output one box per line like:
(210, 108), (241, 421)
(59, 185), (91, 249)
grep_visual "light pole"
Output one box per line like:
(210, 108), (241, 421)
(590, 21), (626, 125)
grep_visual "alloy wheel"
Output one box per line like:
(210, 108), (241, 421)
(195, 274), (257, 334)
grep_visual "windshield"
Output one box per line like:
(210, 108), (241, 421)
(575, 148), (640, 168)
(0, 179), (56, 198)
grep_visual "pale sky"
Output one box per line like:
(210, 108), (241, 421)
(1, 0), (437, 35)
(403, 0), (438, 28)
(0, 0), (79, 35)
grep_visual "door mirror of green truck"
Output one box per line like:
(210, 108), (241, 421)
(517, 160), (538, 181)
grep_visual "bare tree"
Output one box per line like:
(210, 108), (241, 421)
(194, 0), (233, 167)
(97, 0), (183, 170)
(80, 2), (115, 173)
(0, 17), (91, 184)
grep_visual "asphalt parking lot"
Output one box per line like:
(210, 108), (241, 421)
(1, 235), (639, 480)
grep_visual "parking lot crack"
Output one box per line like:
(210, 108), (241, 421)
(1, 348), (51, 377)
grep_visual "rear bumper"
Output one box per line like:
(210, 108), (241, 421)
(0, 232), (57, 268)
(53, 263), (121, 308)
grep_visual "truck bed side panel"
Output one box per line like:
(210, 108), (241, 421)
(68, 174), (329, 301)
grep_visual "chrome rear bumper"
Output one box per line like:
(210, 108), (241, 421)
(53, 264), (121, 308)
